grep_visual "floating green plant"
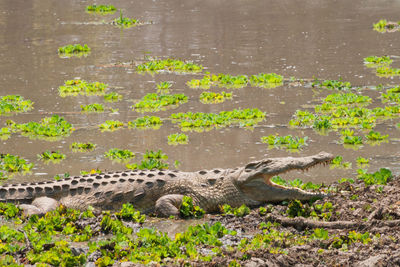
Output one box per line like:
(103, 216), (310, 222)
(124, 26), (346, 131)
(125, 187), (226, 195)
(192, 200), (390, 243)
(99, 120), (124, 131)
(0, 153), (33, 175)
(59, 79), (108, 97)
(38, 150), (66, 163)
(167, 133), (189, 145)
(376, 66), (400, 77)
(16, 115), (74, 141)
(312, 79), (352, 90)
(249, 73), (284, 88)
(104, 92), (123, 102)
(132, 93), (188, 112)
(170, 108), (266, 131)
(0, 95), (34, 115)
(330, 156), (352, 169)
(199, 91), (232, 104)
(261, 134), (308, 151)
(373, 19), (400, 33)
(126, 150), (169, 170)
(105, 148), (135, 162)
(128, 116), (163, 129)
(342, 135), (363, 146)
(86, 4), (116, 14)
(364, 56), (392, 68)
(356, 157), (369, 166)
(81, 103), (105, 113)
(365, 130), (388, 141)
(156, 81), (172, 94)
(179, 196), (205, 219)
(113, 10), (140, 28)
(136, 58), (202, 73)
(58, 44), (90, 58)
(324, 93), (371, 105)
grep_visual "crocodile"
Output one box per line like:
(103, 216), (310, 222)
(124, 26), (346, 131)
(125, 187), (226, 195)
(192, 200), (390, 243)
(0, 152), (333, 217)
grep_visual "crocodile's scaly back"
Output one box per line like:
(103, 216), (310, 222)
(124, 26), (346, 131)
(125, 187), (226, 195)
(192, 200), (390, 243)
(0, 152), (334, 216)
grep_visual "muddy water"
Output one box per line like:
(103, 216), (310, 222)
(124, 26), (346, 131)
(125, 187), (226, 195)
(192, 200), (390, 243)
(1, 0), (400, 185)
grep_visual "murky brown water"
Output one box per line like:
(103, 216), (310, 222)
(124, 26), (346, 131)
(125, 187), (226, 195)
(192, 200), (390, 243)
(1, 0), (400, 185)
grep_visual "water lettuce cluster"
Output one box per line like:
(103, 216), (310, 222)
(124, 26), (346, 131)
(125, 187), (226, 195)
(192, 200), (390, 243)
(199, 91), (232, 104)
(132, 93), (188, 112)
(128, 116), (163, 130)
(86, 5), (116, 14)
(70, 142), (96, 152)
(0, 95), (33, 115)
(136, 58), (203, 73)
(261, 134), (308, 152)
(58, 44), (91, 58)
(167, 133), (189, 145)
(58, 79), (108, 97)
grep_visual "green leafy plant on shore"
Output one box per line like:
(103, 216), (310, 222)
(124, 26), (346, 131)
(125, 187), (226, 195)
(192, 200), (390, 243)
(221, 204), (250, 217)
(357, 168), (392, 186)
(58, 44), (90, 58)
(179, 196), (205, 219)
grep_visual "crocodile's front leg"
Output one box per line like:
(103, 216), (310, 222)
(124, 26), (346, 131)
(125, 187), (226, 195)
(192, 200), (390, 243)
(155, 194), (184, 217)
(19, 197), (59, 216)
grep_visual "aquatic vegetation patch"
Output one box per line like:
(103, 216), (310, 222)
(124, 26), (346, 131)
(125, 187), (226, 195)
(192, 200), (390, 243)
(38, 150), (66, 163)
(261, 134), (308, 152)
(105, 148), (135, 162)
(312, 79), (352, 90)
(86, 4), (116, 14)
(170, 108), (266, 131)
(179, 196), (205, 219)
(376, 66), (400, 77)
(132, 93), (188, 112)
(381, 86), (400, 103)
(70, 142), (96, 152)
(199, 91), (232, 104)
(330, 156), (352, 169)
(112, 10), (140, 28)
(126, 150), (169, 170)
(58, 44), (90, 58)
(156, 81), (172, 94)
(356, 157), (369, 166)
(104, 92), (122, 102)
(0, 153), (33, 178)
(16, 115), (74, 140)
(128, 116), (163, 129)
(81, 103), (105, 113)
(249, 73), (284, 88)
(136, 58), (203, 73)
(99, 120), (124, 131)
(167, 133), (188, 145)
(357, 168), (392, 186)
(364, 56), (392, 68)
(0, 95), (33, 115)
(324, 93), (371, 105)
(58, 79), (108, 97)
(373, 19), (400, 33)
(365, 130), (388, 141)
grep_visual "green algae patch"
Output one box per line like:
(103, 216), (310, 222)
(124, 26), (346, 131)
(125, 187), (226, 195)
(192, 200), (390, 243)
(70, 142), (96, 152)
(136, 58), (202, 73)
(58, 79), (108, 97)
(261, 134), (308, 152)
(16, 115), (74, 141)
(168, 133), (189, 145)
(86, 4), (116, 14)
(170, 108), (266, 132)
(128, 116), (163, 130)
(132, 93), (188, 112)
(58, 44), (91, 58)
(200, 91), (232, 104)
(373, 19), (400, 33)
(0, 95), (33, 116)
